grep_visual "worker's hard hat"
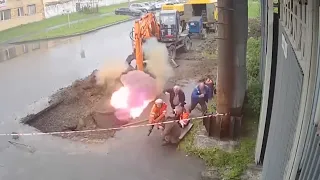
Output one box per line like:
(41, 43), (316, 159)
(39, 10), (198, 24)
(155, 99), (163, 105)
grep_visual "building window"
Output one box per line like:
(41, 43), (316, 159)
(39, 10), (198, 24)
(0, 9), (11, 21)
(17, 7), (24, 17)
(27, 4), (36, 15)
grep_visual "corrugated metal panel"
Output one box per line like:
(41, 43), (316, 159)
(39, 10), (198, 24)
(261, 26), (304, 180)
(296, 34), (320, 180)
(298, 125), (320, 179)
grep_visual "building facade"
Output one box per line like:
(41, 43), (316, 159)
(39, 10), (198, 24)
(256, 0), (320, 179)
(43, 0), (134, 18)
(0, 0), (45, 31)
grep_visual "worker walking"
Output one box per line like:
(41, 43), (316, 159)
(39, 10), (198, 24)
(190, 82), (212, 114)
(163, 85), (186, 113)
(148, 99), (168, 136)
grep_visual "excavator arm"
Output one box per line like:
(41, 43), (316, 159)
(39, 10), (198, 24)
(132, 13), (161, 71)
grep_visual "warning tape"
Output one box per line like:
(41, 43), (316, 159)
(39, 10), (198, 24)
(0, 113), (227, 137)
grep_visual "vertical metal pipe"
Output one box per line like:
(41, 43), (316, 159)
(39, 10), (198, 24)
(216, 0), (235, 139)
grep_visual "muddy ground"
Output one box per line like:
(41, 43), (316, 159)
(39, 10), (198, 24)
(26, 34), (218, 143)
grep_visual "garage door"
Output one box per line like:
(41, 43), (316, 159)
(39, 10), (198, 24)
(261, 27), (304, 180)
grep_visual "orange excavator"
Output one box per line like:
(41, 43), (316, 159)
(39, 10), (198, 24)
(126, 10), (192, 71)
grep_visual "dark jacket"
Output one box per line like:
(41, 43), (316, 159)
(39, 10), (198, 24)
(191, 85), (212, 103)
(164, 88), (186, 109)
(205, 81), (215, 97)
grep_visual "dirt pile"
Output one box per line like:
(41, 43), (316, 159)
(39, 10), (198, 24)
(172, 34), (218, 83)
(176, 33), (217, 60)
(200, 34), (217, 55)
(25, 34), (219, 143)
(26, 71), (119, 143)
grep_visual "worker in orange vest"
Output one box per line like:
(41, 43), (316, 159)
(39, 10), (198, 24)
(174, 105), (190, 128)
(148, 99), (168, 136)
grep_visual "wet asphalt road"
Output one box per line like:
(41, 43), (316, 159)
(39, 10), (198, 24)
(0, 21), (204, 180)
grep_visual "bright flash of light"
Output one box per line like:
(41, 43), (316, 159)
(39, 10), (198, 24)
(110, 86), (151, 119)
(130, 100), (151, 119)
(110, 87), (129, 109)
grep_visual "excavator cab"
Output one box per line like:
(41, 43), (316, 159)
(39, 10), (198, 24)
(159, 10), (180, 42)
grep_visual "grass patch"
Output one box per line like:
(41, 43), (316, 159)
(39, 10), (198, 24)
(178, 107), (258, 179)
(0, 13), (98, 43)
(23, 15), (130, 41)
(0, 0), (148, 43)
(248, 0), (260, 18)
(179, 10), (262, 179)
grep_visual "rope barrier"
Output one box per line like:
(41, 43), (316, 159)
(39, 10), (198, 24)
(0, 113), (227, 137)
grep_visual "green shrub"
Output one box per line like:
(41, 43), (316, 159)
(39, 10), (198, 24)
(246, 36), (262, 115)
(248, 18), (261, 38)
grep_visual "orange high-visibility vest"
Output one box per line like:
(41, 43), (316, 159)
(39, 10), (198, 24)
(150, 103), (168, 119)
(179, 111), (190, 126)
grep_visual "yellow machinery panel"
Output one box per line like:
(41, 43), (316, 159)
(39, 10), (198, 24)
(161, 4), (184, 13)
(186, 0), (217, 4)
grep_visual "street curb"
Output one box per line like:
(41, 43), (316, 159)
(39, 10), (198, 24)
(20, 99), (63, 124)
(10, 17), (137, 45)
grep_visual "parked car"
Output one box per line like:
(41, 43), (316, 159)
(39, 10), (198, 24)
(143, 2), (156, 10)
(114, 7), (142, 16)
(154, 0), (170, 9)
(129, 3), (154, 12)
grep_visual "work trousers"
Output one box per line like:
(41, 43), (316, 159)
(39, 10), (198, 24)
(190, 98), (207, 114)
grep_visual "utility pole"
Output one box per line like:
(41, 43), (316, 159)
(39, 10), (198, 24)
(216, 0), (235, 139)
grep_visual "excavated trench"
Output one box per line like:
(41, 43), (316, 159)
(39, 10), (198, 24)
(25, 71), (125, 142)
(24, 34), (218, 143)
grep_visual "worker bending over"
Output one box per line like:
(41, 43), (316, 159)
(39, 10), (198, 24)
(163, 85), (186, 114)
(161, 105), (191, 145)
(148, 99), (168, 136)
(174, 105), (190, 128)
(190, 82), (212, 114)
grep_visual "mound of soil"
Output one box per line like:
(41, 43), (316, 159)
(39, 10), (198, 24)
(173, 33), (218, 84)
(26, 33), (219, 143)
(26, 71), (119, 143)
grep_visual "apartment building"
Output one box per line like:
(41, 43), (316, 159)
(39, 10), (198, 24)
(0, 0), (44, 31)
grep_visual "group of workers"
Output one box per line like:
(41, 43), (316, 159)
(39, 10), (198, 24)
(147, 77), (215, 145)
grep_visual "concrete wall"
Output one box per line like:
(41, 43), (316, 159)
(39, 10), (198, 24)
(0, 0), (44, 31)
(43, 0), (135, 18)
(43, 0), (76, 18)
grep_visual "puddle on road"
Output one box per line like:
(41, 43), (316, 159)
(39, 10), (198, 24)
(0, 36), (84, 63)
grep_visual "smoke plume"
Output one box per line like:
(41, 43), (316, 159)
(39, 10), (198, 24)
(143, 37), (174, 94)
(95, 38), (174, 119)
(95, 59), (127, 92)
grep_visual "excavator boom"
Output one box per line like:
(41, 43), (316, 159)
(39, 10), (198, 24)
(133, 13), (160, 71)
(127, 10), (191, 71)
